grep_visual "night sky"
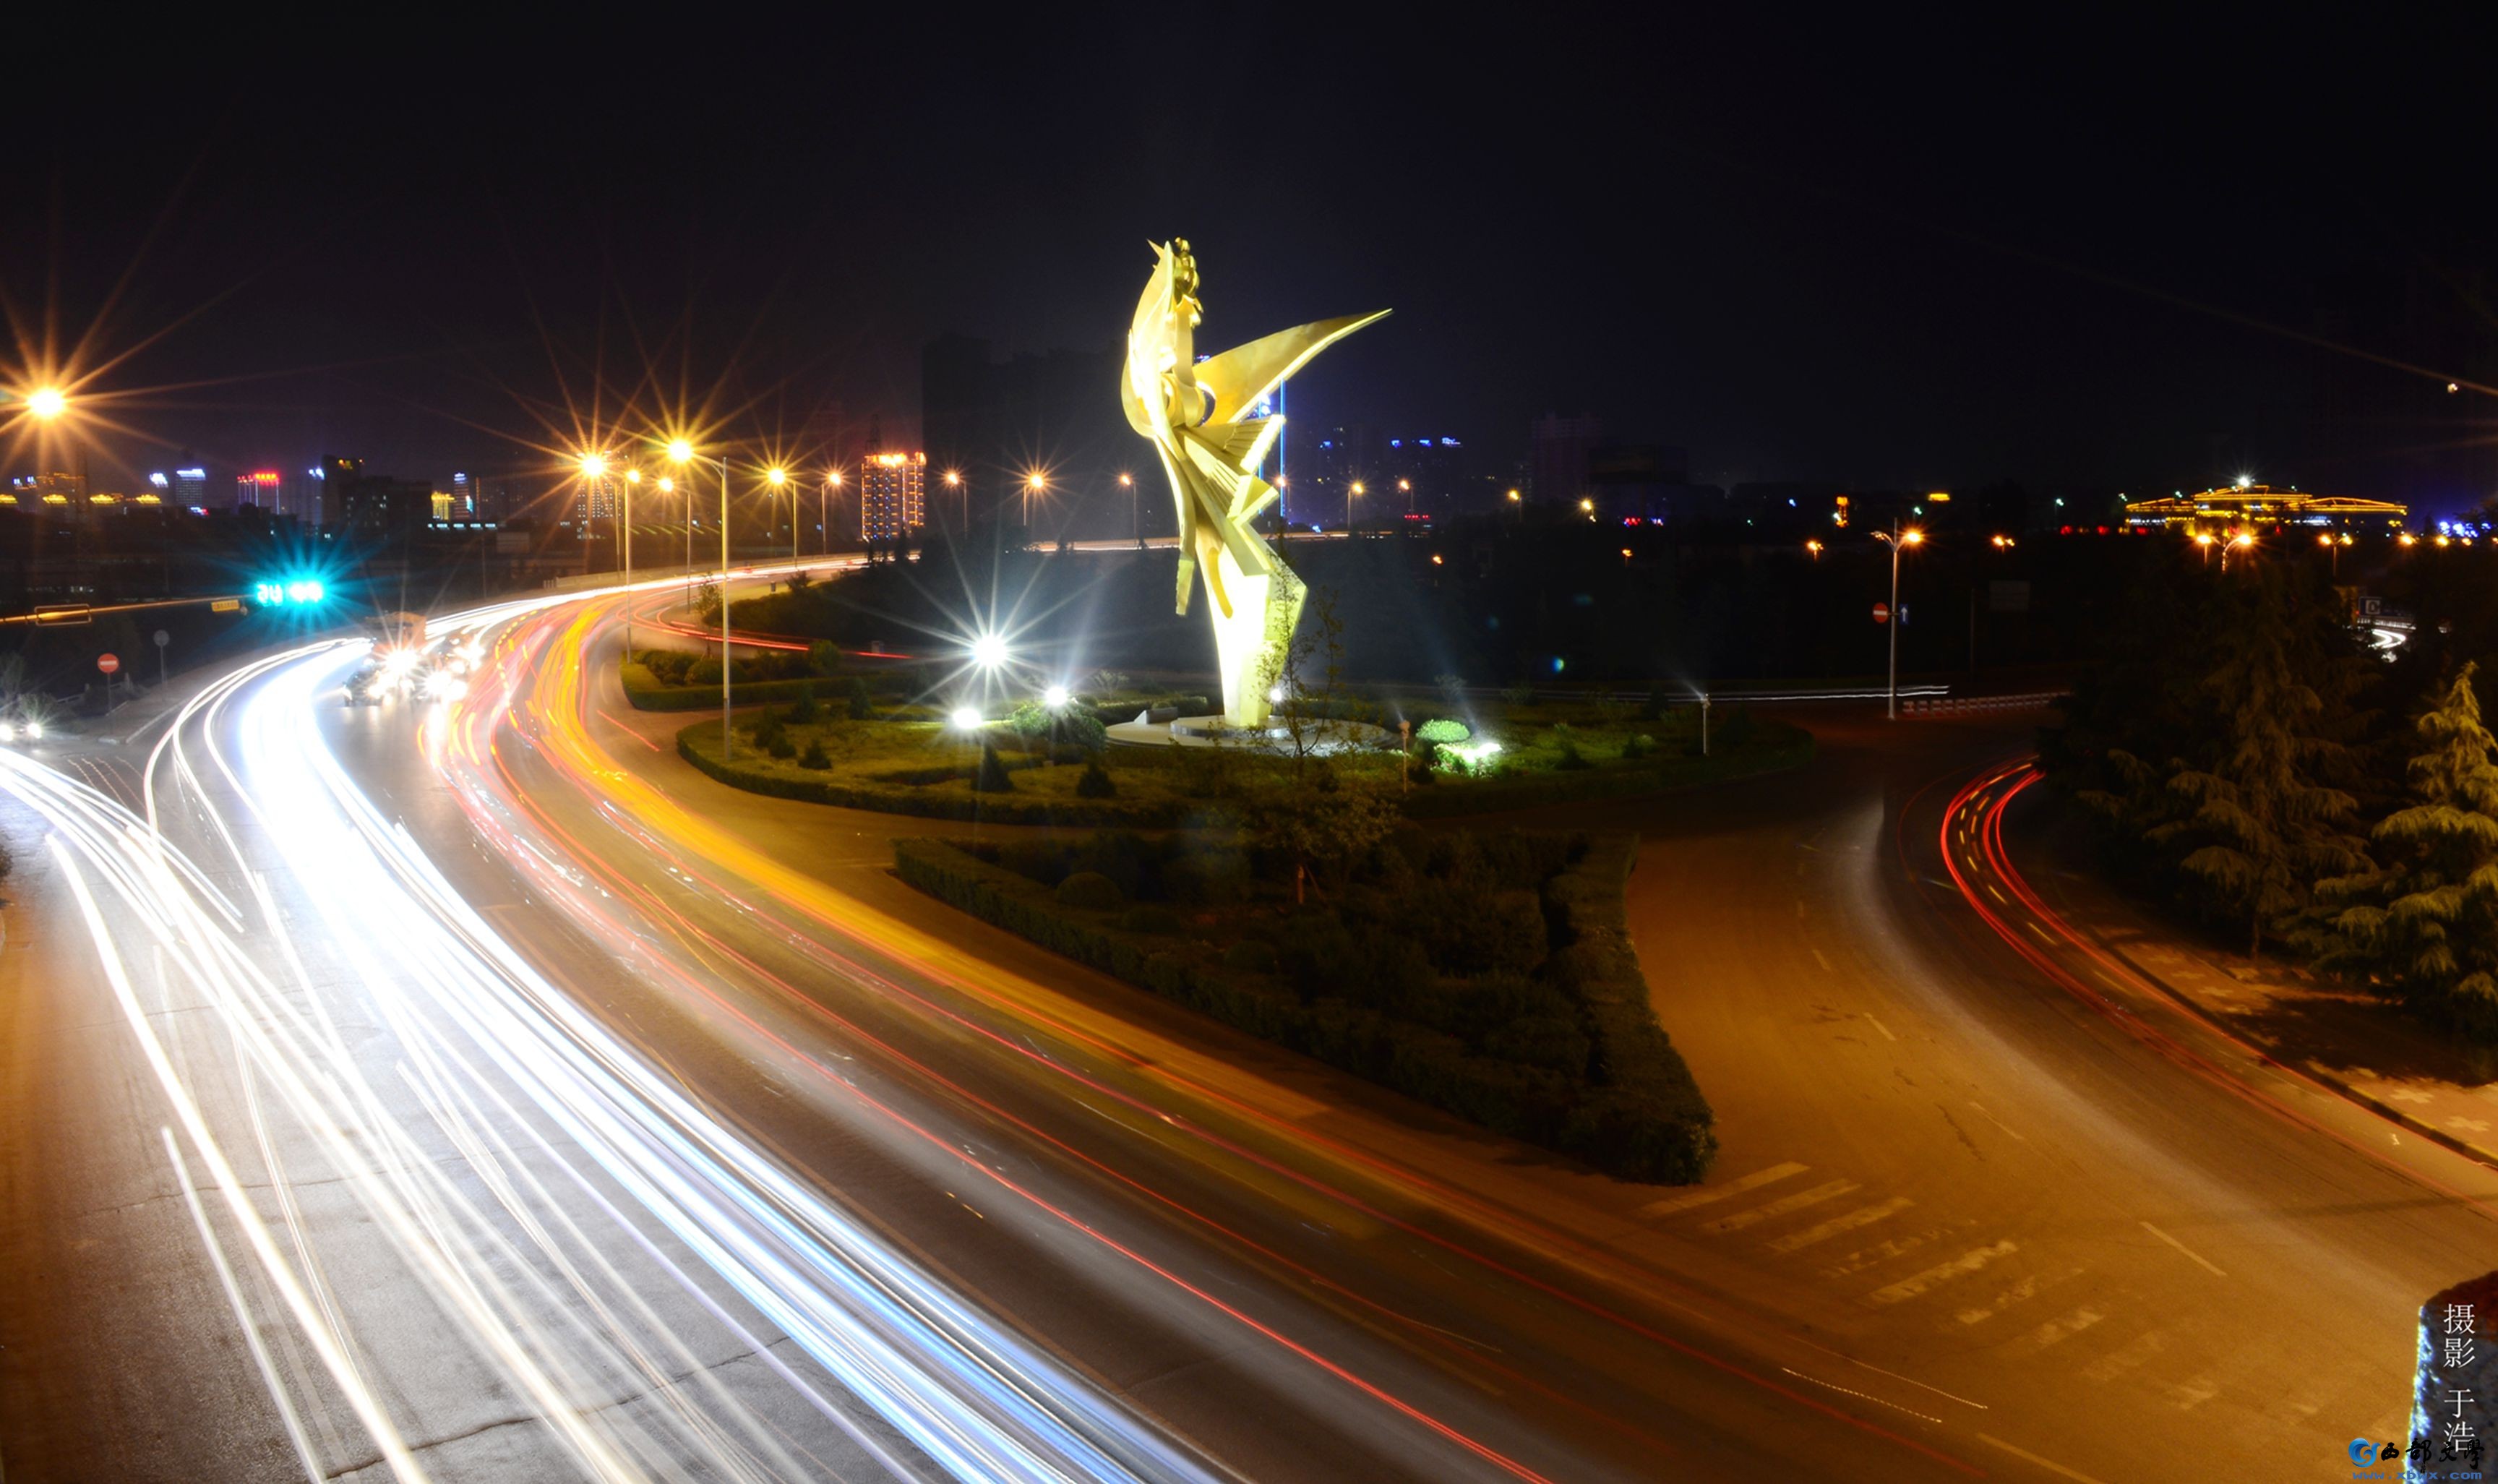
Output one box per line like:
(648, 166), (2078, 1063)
(10, 10), (2498, 511)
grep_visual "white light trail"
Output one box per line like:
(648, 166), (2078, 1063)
(0, 578), (1224, 1483)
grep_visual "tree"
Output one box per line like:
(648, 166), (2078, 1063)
(2322, 664), (2498, 1037)
(2154, 569), (2367, 959)
(1239, 763), (1400, 905)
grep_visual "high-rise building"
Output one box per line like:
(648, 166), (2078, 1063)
(572, 463), (619, 526)
(857, 450), (927, 541)
(452, 471), (477, 518)
(236, 470), (281, 512)
(173, 466), (210, 510)
(1531, 413), (1603, 505)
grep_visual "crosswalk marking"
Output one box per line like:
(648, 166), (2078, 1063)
(1701, 1180), (1858, 1234)
(1638, 1161), (1808, 1217)
(2006, 1305), (2105, 1355)
(1769, 1196), (1913, 1253)
(2080, 1329), (2168, 1384)
(1867, 1239), (2020, 1305)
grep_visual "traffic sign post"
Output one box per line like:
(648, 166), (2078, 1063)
(98, 651), (120, 706)
(154, 629), (169, 688)
(1872, 602), (1890, 624)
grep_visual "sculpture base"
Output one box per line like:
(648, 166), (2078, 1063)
(1105, 713), (1390, 755)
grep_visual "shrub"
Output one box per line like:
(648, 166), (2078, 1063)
(688, 657), (724, 686)
(799, 738), (831, 769)
(1484, 1013), (1594, 1076)
(972, 742), (1015, 793)
(1008, 700), (1052, 737)
(750, 711), (787, 750)
(1622, 732), (1656, 760)
(846, 677), (875, 720)
(1222, 939), (1279, 974)
(786, 685), (818, 723)
(1120, 904), (1182, 935)
(1076, 758), (1117, 798)
(1550, 723), (1591, 770)
(1417, 718), (1471, 745)
(1407, 883), (1548, 976)
(1055, 871), (1125, 910)
(767, 735), (797, 760)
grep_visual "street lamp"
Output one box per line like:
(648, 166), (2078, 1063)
(1120, 471), (1137, 544)
(1806, 539), (1824, 561)
(943, 468), (963, 534)
(1873, 520), (1925, 719)
(1506, 488), (1521, 523)
(1348, 480), (1365, 528)
(2222, 531), (2254, 573)
(1579, 497), (1594, 520)
(24, 387), (66, 421)
(822, 468), (843, 556)
(1023, 471), (1046, 532)
(767, 466), (793, 562)
(622, 467), (642, 648)
(666, 438), (737, 758)
(1398, 476), (1412, 517)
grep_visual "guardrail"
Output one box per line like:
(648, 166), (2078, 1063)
(1902, 690), (2067, 716)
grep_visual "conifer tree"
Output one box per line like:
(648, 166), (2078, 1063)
(2155, 569), (2366, 960)
(2323, 664), (2498, 1037)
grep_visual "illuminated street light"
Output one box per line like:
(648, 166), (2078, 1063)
(666, 437), (737, 758)
(2222, 531), (2255, 573)
(950, 705), (983, 731)
(25, 387), (67, 421)
(820, 468), (843, 558)
(1578, 497), (1594, 520)
(1805, 539), (1824, 560)
(1872, 520), (1926, 719)
(578, 451), (608, 479)
(1043, 685), (1070, 709)
(1348, 479), (1365, 528)
(971, 633), (1009, 669)
(765, 466), (795, 562)
(2400, 532), (2418, 546)
(1990, 534), (2015, 549)
(1398, 476), (1413, 516)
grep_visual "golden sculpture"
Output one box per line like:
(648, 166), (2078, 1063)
(1122, 239), (1389, 727)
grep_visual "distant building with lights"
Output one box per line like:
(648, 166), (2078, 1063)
(2121, 483), (2408, 536)
(572, 464), (620, 526)
(857, 450), (926, 541)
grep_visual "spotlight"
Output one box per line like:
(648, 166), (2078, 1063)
(1043, 685), (1070, 708)
(970, 634), (1009, 669)
(950, 705), (983, 731)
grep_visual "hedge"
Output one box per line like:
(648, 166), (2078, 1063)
(677, 722), (1191, 826)
(894, 833), (1716, 1183)
(624, 664), (839, 713)
(1401, 723), (1814, 818)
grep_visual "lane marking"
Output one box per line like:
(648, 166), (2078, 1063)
(1811, 948), (1834, 973)
(1638, 1162), (1808, 1217)
(1966, 1102), (2027, 1142)
(2138, 1221), (2227, 1279)
(1866, 1015), (1899, 1042)
(1777, 1368), (1943, 1425)
(1868, 1240), (2019, 1305)
(1702, 1180), (1859, 1233)
(1769, 1196), (1913, 1253)
(1977, 1433), (2115, 1484)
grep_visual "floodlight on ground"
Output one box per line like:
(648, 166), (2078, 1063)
(949, 705), (982, 731)
(1043, 685), (1070, 709)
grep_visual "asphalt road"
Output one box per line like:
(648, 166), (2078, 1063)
(1, 580), (2491, 1482)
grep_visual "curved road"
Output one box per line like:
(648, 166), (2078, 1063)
(0, 576), (2489, 1481)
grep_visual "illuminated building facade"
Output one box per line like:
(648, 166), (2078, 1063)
(2121, 483), (2407, 536)
(236, 469), (282, 512)
(857, 450), (926, 541)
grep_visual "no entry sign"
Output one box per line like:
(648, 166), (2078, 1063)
(1872, 602), (1890, 625)
(97, 653), (120, 675)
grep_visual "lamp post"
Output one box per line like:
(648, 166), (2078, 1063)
(1120, 471), (1136, 544)
(1699, 691), (1712, 756)
(1347, 479), (1364, 530)
(1506, 488), (1521, 523)
(623, 468), (640, 650)
(768, 466), (791, 565)
(943, 468), (963, 536)
(1398, 477), (1412, 518)
(1873, 520), (1925, 720)
(2222, 531), (2254, 573)
(667, 439), (737, 758)
(822, 468), (842, 557)
(1023, 471), (1045, 533)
